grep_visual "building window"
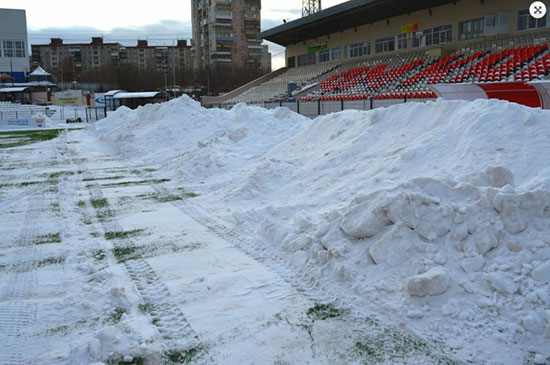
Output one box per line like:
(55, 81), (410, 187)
(2, 40), (26, 58)
(517, 9), (547, 31)
(413, 25), (452, 47)
(460, 18), (484, 40)
(344, 41), (370, 58)
(297, 53), (315, 66)
(397, 34), (407, 50)
(331, 47), (341, 61)
(375, 36), (395, 53)
(319, 49), (330, 63)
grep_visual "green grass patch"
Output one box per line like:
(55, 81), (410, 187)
(91, 198), (109, 209)
(37, 256), (65, 267)
(112, 241), (200, 263)
(138, 303), (155, 314)
(163, 347), (205, 364)
(137, 191), (199, 203)
(48, 170), (74, 179)
(0, 129), (62, 148)
(82, 175), (127, 182)
(43, 325), (69, 336)
(50, 202), (60, 212)
(98, 178), (170, 188)
(112, 246), (141, 263)
(306, 303), (344, 321)
(35, 233), (61, 245)
(93, 249), (106, 261)
(106, 357), (144, 365)
(76, 200), (86, 208)
(105, 229), (145, 241)
(107, 307), (127, 323)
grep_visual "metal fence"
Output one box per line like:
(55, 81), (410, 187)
(217, 97), (436, 118)
(0, 107), (56, 120)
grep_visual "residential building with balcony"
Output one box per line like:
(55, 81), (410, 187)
(191, 0), (265, 70)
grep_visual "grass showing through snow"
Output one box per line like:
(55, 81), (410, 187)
(0, 129), (62, 148)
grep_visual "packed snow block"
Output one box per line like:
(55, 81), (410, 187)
(531, 262), (550, 282)
(462, 166), (514, 188)
(472, 225), (500, 255)
(368, 224), (417, 267)
(483, 272), (518, 294)
(459, 255), (485, 273)
(340, 200), (391, 239)
(520, 189), (550, 218)
(405, 267), (450, 297)
(486, 166), (515, 188)
(493, 192), (527, 234)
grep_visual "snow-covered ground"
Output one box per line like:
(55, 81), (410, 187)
(0, 96), (549, 364)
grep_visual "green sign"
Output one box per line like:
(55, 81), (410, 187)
(308, 42), (327, 54)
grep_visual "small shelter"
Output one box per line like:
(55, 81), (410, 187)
(28, 67), (54, 83)
(0, 87), (32, 103)
(105, 90), (167, 110)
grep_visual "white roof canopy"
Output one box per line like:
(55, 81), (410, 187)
(0, 87), (31, 93)
(114, 92), (164, 99)
(29, 66), (51, 76)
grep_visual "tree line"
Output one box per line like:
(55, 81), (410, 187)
(54, 58), (268, 95)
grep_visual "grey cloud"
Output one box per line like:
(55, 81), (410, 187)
(28, 20), (192, 47)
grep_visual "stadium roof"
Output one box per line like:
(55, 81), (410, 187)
(261, 0), (459, 47)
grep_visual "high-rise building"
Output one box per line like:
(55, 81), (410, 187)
(191, 0), (264, 71)
(0, 8), (30, 83)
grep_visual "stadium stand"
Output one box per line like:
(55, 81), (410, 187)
(225, 62), (339, 104)
(0, 101), (56, 119)
(298, 32), (550, 102)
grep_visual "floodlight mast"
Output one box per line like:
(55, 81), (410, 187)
(302, 0), (321, 17)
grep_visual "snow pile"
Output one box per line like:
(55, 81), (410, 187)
(225, 99), (550, 363)
(94, 96), (309, 188)
(95, 97), (550, 363)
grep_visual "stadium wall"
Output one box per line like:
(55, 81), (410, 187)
(284, 0), (548, 67)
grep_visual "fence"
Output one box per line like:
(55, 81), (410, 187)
(0, 107), (56, 120)
(217, 97), (436, 118)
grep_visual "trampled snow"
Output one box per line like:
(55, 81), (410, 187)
(94, 96), (550, 364)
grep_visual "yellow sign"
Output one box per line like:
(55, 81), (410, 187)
(54, 90), (82, 106)
(401, 23), (419, 34)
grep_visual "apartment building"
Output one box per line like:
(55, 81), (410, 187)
(191, 0), (268, 70)
(31, 38), (192, 80)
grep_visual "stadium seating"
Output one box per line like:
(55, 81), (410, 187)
(0, 101), (57, 119)
(225, 62), (338, 104)
(222, 31), (550, 105)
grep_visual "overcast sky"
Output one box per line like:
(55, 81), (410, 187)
(5, 0), (347, 70)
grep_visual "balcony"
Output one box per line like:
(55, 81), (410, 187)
(215, 11), (232, 20)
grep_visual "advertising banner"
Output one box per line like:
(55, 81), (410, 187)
(54, 90), (83, 106)
(308, 42), (328, 54)
(93, 93), (106, 108)
(401, 23), (419, 33)
(0, 117), (46, 128)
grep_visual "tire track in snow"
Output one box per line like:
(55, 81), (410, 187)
(65, 134), (214, 363)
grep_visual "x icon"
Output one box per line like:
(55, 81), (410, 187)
(534, 6), (543, 14)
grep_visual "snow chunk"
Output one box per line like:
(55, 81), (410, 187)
(369, 224), (417, 267)
(531, 262), (550, 282)
(459, 255), (485, 273)
(483, 272), (518, 294)
(405, 267), (450, 297)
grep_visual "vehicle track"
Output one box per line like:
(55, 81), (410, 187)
(63, 132), (214, 363)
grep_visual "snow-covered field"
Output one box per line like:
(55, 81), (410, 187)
(0, 96), (549, 364)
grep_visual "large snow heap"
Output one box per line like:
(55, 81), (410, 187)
(95, 96), (550, 363)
